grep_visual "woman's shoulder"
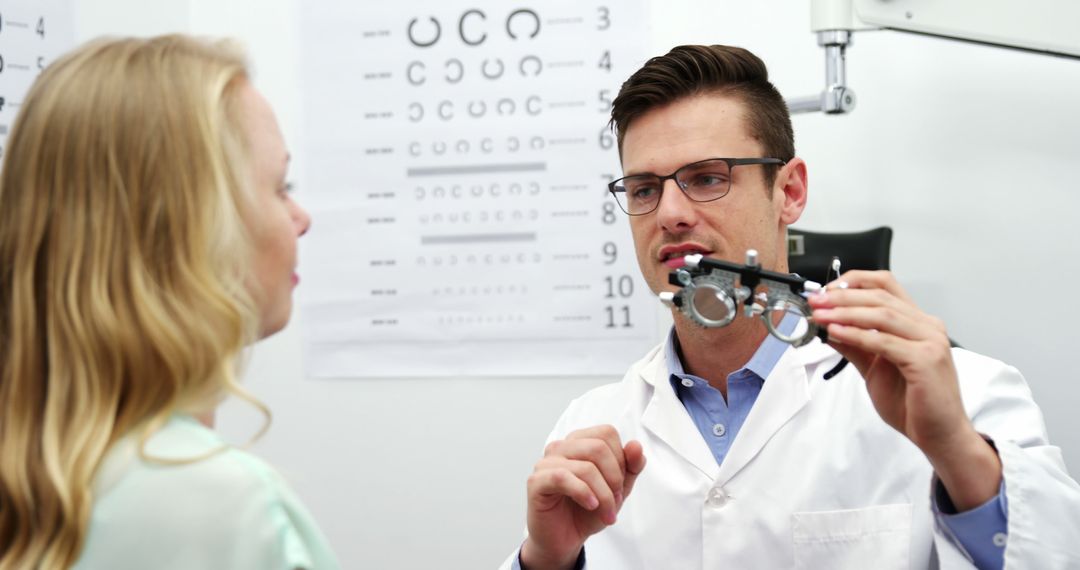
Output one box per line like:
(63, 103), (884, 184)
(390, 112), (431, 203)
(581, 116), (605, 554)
(77, 415), (338, 569)
(95, 415), (282, 498)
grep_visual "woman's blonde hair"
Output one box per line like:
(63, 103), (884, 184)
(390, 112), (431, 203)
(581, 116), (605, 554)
(0, 35), (267, 569)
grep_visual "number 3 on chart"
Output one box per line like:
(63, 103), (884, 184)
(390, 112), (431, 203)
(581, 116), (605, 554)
(596, 6), (610, 30)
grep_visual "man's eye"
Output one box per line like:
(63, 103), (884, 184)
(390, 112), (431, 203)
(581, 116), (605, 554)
(629, 185), (657, 199)
(692, 174), (727, 187)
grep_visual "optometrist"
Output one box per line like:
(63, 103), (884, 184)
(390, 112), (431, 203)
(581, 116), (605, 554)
(501, 45), (1080, 570)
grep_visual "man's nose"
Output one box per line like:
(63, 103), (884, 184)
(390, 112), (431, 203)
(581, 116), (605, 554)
(654, 178), (697, 233)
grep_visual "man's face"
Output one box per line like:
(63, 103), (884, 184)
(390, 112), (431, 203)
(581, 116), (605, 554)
(620, 93), (805, 295)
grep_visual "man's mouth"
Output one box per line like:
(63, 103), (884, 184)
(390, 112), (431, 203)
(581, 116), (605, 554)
(658, 244), (712, 268)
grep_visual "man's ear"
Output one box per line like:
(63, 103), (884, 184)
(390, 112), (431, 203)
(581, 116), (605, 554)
(775, 157), (808, 225)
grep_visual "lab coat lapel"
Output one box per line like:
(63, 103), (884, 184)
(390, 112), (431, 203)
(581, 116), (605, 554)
(715, 345), (810, 486)
(639, 349), (720, 480)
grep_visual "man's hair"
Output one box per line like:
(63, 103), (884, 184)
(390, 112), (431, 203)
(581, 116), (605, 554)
(610, 45), (794, 186)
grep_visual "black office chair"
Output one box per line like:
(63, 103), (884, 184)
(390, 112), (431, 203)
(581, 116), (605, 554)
(788, 226), (958, 348)
(787, 226), (893, 285)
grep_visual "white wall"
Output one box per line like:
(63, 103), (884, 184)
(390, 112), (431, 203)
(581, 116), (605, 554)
(73, 1), (1079, 569)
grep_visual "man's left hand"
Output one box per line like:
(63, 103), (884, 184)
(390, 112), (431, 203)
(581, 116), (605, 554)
(808, 270), (1001, 510)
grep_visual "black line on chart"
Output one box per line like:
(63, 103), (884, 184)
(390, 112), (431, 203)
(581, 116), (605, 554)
(421, 232), (537, 245)
(407, 162), (546, 177)
(361, 30), (391, 38)
(550, 184), (590, 191)
(550, 210), (589, 218)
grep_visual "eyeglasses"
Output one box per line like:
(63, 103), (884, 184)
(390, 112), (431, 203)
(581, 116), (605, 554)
(659, 250), (850, 379)
(607, 157), (786, 216)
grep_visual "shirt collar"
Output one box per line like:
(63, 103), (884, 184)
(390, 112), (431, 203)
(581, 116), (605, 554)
(665, 312), (799, 382)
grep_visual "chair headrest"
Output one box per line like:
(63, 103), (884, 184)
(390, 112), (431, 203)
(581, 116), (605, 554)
(787, 226), (893, 285)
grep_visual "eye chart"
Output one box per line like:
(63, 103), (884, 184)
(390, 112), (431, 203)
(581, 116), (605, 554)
(299, 1), (656, 377)
(0, 0), (73, 163)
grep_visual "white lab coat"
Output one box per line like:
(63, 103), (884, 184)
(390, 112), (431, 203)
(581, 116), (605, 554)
(503, 340), (1080, 569)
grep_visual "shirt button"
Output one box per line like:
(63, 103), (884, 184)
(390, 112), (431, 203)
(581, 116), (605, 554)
(681, 378), (694, 388)
(712, 423), (726, 437)
(706, 487), (728, 508)
(992, 532), (1007, 547)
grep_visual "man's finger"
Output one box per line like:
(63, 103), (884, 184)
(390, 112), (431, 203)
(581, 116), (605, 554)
(528, 465), (600, 513)
(620, 440), (647, 501)
(813, 305), (930, 342)
(566, 424), (626, 472)
(826, 270), (914, 304)
(826, 322), (942, 369)
(544, 438), (625, 494)
(809, 287), (914, 314)
(826, 336), (876, 379)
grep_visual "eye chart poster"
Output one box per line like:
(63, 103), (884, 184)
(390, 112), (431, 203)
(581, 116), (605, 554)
(0, 0), (74, 164)
(299, 1), (656, 377)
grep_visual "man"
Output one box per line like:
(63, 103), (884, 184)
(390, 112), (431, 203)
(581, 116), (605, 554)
(502, 45), (1080, 570)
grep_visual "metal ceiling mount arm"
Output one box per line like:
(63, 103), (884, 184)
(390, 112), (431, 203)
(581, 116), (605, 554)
(787, 30), (857, 115)
(786, 0), (1080, 116)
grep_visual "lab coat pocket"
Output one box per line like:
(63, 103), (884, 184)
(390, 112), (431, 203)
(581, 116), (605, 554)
(792, 503), (912, 570)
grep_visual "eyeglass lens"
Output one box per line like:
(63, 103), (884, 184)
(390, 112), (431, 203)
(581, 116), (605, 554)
(612, 159), (732, 215)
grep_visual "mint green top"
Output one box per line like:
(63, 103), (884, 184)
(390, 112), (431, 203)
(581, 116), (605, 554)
(73, 415), (339, 570)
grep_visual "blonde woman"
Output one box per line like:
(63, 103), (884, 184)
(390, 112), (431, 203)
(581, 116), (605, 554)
(0, 36), (338, 569)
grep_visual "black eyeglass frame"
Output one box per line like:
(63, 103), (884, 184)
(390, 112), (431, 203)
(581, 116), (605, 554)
(607, 157), (787, 216)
